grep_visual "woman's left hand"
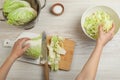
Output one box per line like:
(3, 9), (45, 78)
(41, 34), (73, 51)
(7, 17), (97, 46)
(10, 38), (30, 59)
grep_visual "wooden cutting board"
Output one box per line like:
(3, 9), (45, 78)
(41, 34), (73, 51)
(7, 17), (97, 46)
(47, 37), (75, 71)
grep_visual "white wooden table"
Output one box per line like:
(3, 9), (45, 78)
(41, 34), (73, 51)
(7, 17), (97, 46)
(0, 0), (120, 80)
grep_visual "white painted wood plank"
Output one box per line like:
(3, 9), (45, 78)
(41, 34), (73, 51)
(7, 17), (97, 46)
(0, 0), (120, 80)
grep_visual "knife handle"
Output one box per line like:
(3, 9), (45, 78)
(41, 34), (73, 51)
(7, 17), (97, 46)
(44, 62), (49, 80)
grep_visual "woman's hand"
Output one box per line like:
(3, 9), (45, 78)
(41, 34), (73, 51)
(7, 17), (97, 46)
(97, 24), (115, 47)
(0, 38), (30, 80)
(10, 38), (30, 60)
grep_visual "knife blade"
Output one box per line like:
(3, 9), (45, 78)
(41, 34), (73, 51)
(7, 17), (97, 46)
(41, 31), (49, 80)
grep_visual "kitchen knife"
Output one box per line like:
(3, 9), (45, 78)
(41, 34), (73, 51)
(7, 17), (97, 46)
(41, 32), (49, 80)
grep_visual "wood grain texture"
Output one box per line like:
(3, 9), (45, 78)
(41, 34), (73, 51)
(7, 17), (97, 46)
(59, 39), (75, 71)
(0, 0), (120, 80)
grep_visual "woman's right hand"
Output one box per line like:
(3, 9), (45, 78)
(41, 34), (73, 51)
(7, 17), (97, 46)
(97, 24), (115, 47)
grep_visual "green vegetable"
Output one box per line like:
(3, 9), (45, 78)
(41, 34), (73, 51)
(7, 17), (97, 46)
(84, 10), (113, 39)
(24, 35), (42, 59)
(3, 0), (31, 16)
(7, 7), (37, 26)
(48, 36), (66, 71)
(3, 0), (37, 26)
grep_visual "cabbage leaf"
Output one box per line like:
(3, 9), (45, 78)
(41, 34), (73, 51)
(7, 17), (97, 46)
(3, 0), (31, 16)
(7, 7), (37, 26)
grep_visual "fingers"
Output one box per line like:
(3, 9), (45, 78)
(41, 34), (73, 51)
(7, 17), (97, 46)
(99, 24), (115, 35)
(17, 38), (30, 45)
(20, 38), (30, 45)
(23, 44), (30, 52)
(98, 25), (104, 34)
(109, 23), (115, 34)
(18, 38), (30, 41)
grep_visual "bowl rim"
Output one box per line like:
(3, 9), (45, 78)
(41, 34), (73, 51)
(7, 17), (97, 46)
(81, 5), (120, 40)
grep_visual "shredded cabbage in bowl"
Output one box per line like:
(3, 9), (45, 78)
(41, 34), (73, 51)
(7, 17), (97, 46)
(83, 10), (113, 39)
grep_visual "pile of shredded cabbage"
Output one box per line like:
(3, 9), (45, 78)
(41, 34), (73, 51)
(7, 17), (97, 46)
(47, 36), (66, 71)
(84, 10), (113, 39)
